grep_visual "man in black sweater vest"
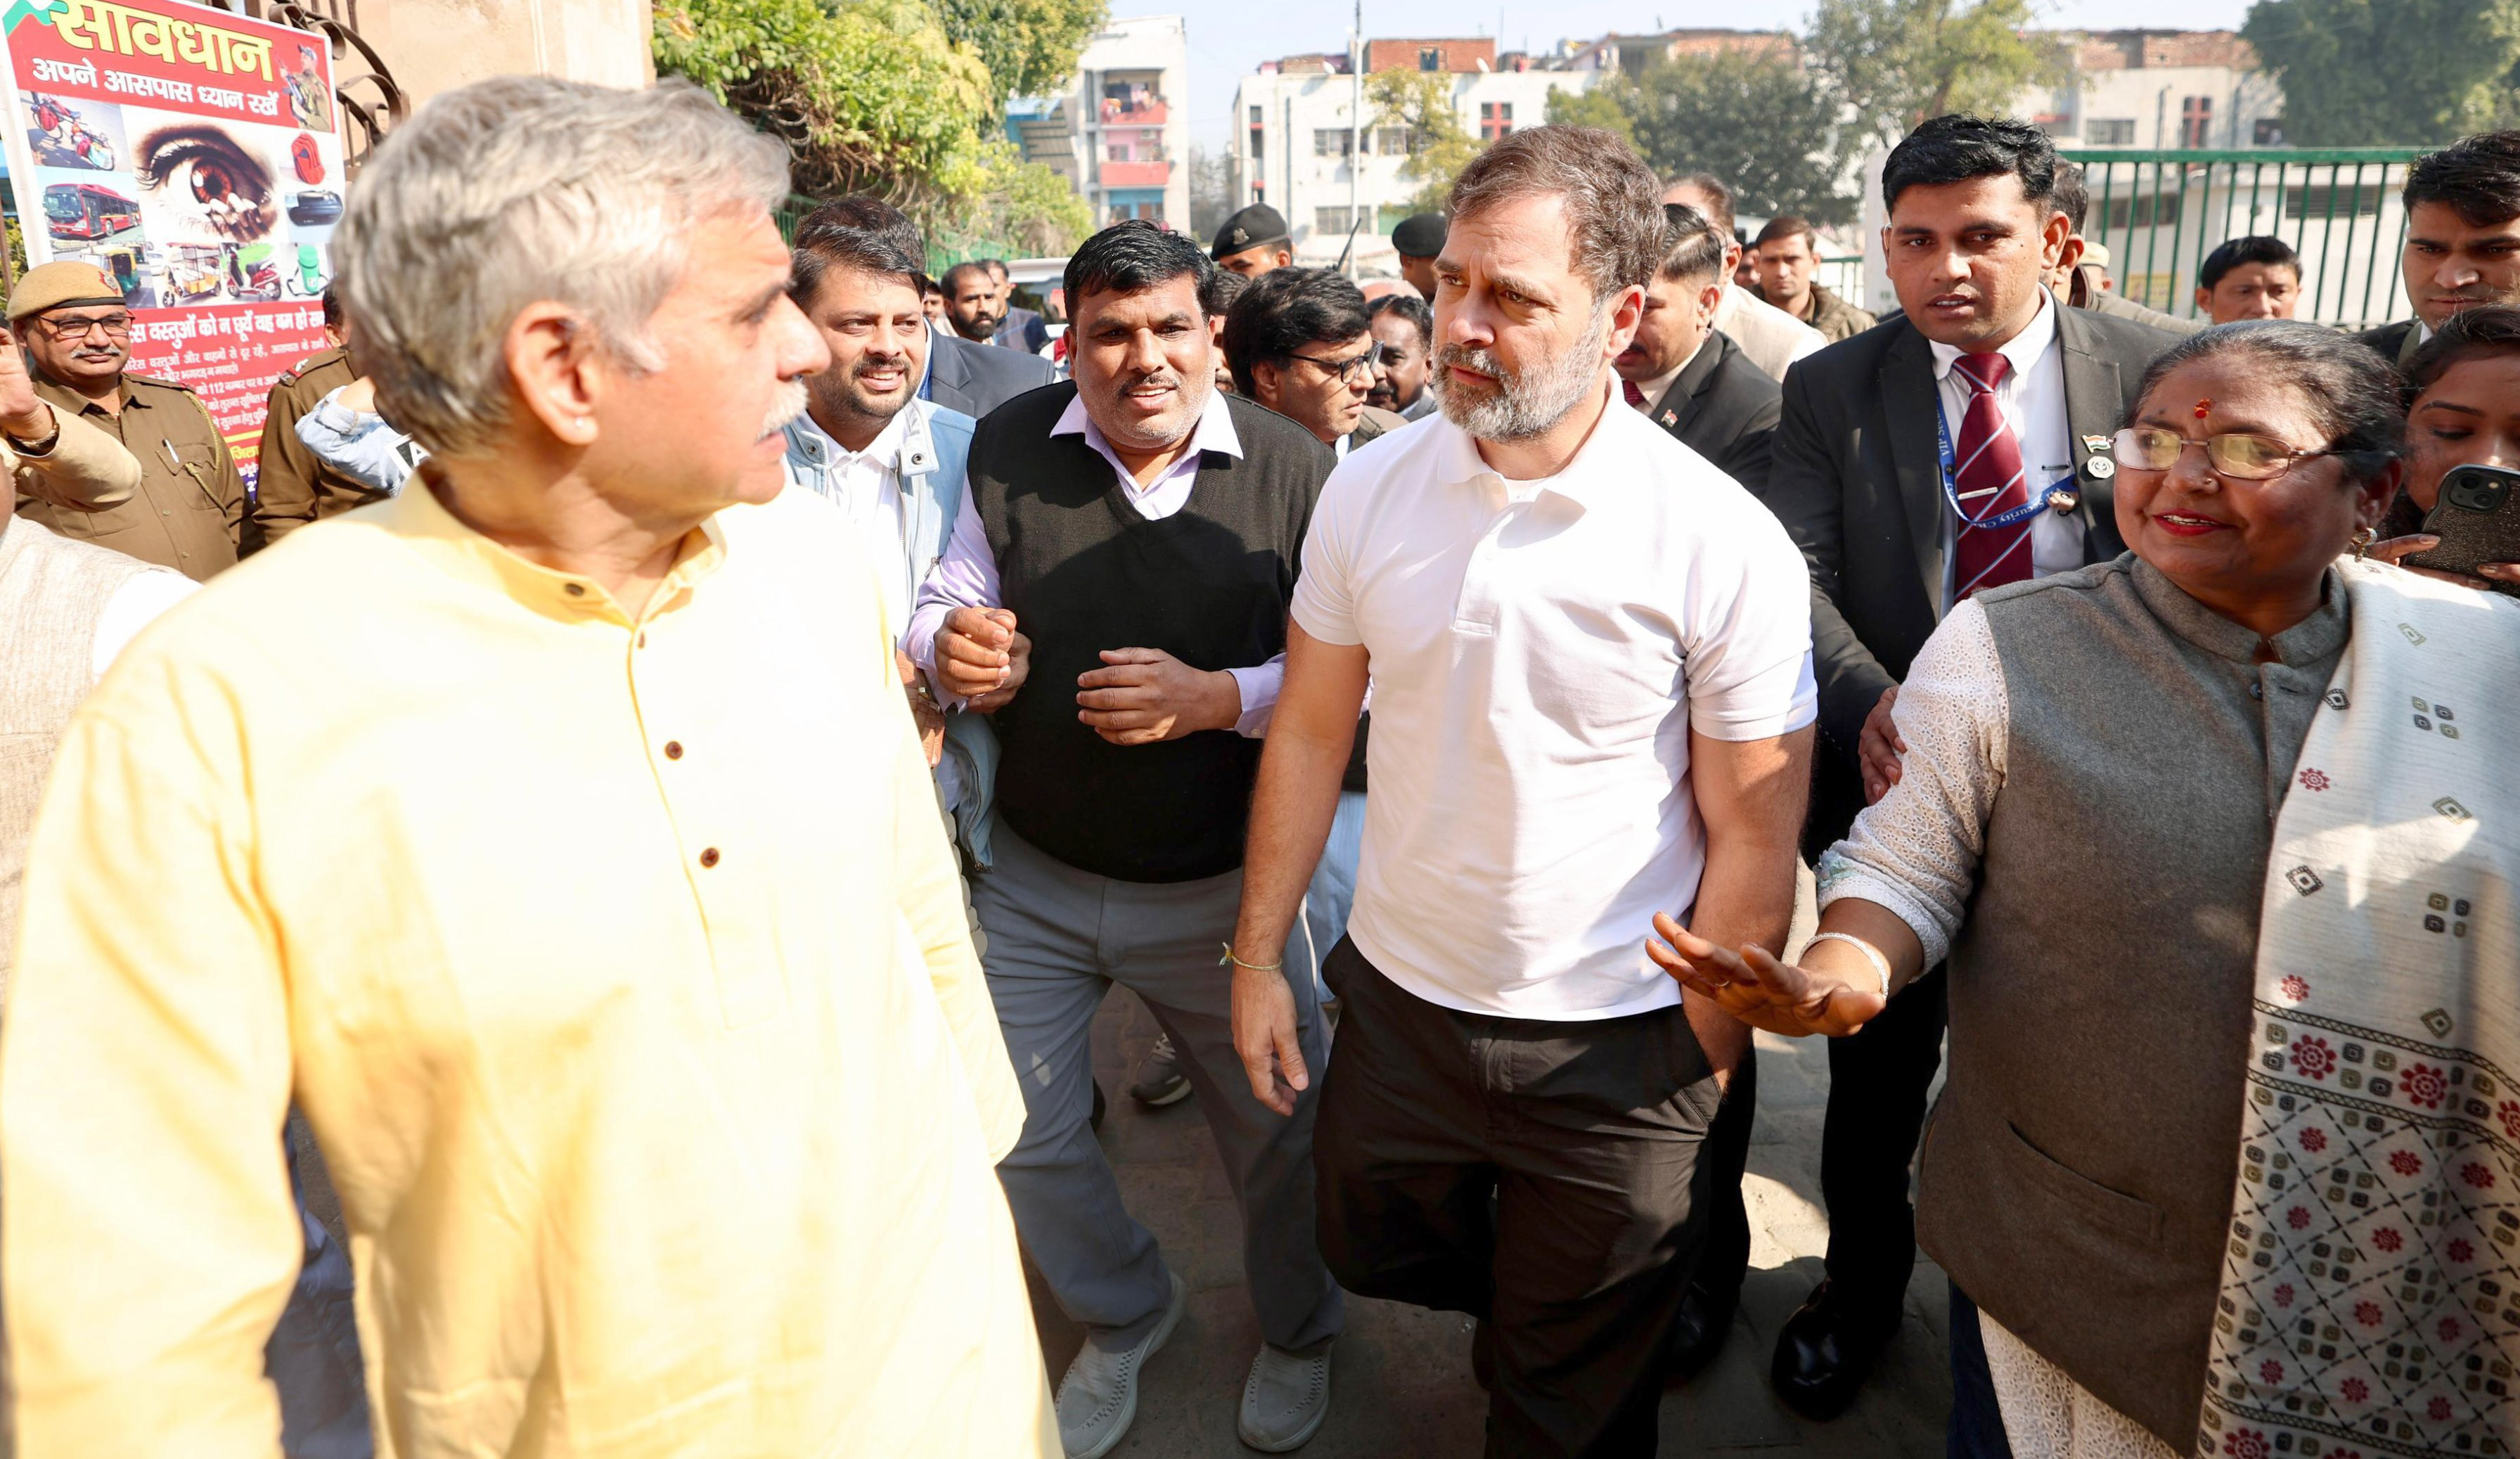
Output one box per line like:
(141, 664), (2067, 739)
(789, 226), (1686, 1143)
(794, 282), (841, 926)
(911, 223), (1344, 1458)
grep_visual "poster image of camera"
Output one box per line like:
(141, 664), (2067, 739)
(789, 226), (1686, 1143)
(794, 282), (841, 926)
(24, 89), (124, 169)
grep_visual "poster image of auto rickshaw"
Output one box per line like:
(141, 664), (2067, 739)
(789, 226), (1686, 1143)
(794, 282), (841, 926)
(25, 93), (125, 172)
(164, 244), (226, 303)
(88, 243), (163, 310)
(225, 243), (285, 302)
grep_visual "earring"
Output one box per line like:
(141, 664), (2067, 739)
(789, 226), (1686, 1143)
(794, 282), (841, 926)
(2350, 525), (2377, 560)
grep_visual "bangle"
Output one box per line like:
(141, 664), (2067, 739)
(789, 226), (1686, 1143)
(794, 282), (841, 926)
(1219, 944), (1282, 973)
(1806, 932), (1892, 998)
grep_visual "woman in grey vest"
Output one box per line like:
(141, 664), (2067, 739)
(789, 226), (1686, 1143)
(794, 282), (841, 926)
(1652, 323), (2520, 1459)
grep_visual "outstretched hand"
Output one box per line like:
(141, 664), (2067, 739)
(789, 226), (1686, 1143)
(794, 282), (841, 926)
(1647, 913), (1886, 1038)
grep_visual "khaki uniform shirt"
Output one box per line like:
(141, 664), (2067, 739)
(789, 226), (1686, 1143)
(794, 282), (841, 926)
(18, 373), (245, 581)
(0, 404), (141, 515)
(251, 346), (372, 544)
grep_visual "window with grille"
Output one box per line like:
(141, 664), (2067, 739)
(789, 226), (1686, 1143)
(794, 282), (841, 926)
(1374, 127), (1412, 156)
(1479, 101), (1512, 141)
(2179, 96), (2213, 149)
(2087, 118), (2136, 146)
(1316, 207), (1356, 234)
(1419, 46), (1441, 70)
(1314, 129), (1354, 158)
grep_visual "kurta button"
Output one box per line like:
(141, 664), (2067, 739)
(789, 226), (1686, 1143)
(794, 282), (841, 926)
(699, 847), (721, 868)
(2249, 682), (2263, 699)
(637, 632), (648, 648)
(664, 740), (683, 759)
(564, 583), (585, 597)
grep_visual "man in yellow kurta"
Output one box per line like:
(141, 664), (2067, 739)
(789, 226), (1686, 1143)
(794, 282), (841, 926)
(0, 76), (1058, 1459)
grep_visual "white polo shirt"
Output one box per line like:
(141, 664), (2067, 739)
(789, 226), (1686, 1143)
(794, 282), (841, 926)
(1292, 386), (1816, 1020)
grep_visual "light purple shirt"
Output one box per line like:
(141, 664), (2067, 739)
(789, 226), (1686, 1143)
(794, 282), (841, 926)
(906, 387), (1286, 735)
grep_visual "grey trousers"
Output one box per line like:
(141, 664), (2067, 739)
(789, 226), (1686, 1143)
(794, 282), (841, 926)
(977, 820), (1344, 1351)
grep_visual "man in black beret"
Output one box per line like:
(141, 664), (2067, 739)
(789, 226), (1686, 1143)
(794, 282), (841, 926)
(1212, 203), (1293, 278)
(1390, 212), (1444, 300)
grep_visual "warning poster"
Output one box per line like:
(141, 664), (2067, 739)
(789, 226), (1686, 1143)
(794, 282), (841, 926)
(0, 0), (344, 480)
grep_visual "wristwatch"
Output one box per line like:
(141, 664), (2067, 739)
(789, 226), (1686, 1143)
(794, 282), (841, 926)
(5, 406), (59, 457)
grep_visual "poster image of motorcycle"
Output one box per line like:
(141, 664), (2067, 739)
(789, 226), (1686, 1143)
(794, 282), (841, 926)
(0, 0), (347, 476)
(25, 87), (122, 168)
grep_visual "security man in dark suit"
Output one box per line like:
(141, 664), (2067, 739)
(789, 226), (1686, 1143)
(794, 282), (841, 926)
(1755, 115), (2175, 1420)
(1616, 203), (1782, 499)
(10, 261), (246, 582)
(2358, 130), (2520, 370)
(252, 288), (378, 544)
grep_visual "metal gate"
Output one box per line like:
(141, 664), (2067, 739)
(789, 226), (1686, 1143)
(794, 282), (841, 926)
(2063, 148), (2426, 330)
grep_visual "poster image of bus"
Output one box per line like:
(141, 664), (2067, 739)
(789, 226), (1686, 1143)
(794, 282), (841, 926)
(0, 0), (344, 479)
(25, 88), (122, 168)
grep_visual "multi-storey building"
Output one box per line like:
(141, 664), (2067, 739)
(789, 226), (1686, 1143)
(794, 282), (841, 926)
(1006, 15), (1190, 230)
(1227, 37), (1598, 271)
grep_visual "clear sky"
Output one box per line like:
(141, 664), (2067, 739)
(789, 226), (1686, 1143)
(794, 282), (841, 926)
(1124, 0), (2260, 154)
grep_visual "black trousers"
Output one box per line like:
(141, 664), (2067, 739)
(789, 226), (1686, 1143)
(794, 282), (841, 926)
(1818, 965), (1948, 1316)
(1681, 1046), (1758, 1304)
(1313, 939), (1721, 1459)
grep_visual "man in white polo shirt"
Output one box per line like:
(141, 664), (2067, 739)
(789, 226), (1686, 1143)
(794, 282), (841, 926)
(1226, 126), (1816, 1455)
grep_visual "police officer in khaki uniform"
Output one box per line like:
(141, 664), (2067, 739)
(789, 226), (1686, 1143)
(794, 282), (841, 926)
(252, 288), (375, 544)
(11, 262), (247, 581)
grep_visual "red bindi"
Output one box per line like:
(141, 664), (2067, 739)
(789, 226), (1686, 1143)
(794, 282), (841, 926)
(2194, 399), (2212, 419)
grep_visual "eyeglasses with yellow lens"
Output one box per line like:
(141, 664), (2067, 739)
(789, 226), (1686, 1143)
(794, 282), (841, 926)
(2111, 426), (2333, 481)
(35, 311), (134, 342)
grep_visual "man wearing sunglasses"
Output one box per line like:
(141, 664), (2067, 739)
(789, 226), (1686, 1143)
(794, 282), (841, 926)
(1754, 114), (2177, 1421)
(1220, 267), (1406, 458)
(10, 262), (246, 581)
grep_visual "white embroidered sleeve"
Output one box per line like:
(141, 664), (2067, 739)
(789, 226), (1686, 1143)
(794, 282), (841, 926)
(1813, 598), (2007, 970)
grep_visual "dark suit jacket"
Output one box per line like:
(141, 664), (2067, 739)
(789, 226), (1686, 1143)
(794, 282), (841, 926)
(1761, 307), (2177, 847)
(2358, 318), (2422, 370)
(1642, 330), (1780, 496)
(927, 330), (1058, 421)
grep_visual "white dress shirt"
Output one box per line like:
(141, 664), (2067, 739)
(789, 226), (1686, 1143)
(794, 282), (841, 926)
(1292, 383), (1817, 1020)
(90, 569), (197, 679)
(1925, 291), (2085, 608)
(905, 387), (1282, 735)
(792, 408), (914, 631)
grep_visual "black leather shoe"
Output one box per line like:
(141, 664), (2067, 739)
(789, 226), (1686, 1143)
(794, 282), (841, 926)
(1770, 1280), (1898, 1421)
(1664, 1280), (1740, 1387)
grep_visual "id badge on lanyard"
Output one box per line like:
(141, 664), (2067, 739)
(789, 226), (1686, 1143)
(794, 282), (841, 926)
(1934, 398), (2083, 529)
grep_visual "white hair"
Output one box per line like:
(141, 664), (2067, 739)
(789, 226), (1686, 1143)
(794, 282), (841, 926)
(332, 76), (791, 457)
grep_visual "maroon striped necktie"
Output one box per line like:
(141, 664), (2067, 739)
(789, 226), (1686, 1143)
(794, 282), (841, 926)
(1949, 352), (2032, 600)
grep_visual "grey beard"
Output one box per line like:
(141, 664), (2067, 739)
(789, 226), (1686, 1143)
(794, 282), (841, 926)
(1431, 304), (1614, 443)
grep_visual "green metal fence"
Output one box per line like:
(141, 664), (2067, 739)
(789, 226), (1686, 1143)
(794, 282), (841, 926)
(2062, 148), (2425, 330)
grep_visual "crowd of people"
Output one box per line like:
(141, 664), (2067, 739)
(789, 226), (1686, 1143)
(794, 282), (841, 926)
(0, 70), (2515, 1459)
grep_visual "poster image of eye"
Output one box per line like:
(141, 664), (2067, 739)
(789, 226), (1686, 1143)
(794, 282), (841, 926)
(24, 89), (123, 169)
(0, 0), (345, 480)
(120, 106), (295, 243)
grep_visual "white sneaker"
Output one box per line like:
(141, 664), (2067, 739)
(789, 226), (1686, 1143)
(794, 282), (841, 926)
(1237, 1337), (1334, 1451)
(1055, 1271), (1188, 1459)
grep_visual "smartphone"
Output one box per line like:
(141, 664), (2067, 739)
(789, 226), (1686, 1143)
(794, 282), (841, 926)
(2405, 463), (2520, 597)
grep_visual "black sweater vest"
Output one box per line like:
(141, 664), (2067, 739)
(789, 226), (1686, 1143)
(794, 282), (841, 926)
(970, 385), (1331, 882)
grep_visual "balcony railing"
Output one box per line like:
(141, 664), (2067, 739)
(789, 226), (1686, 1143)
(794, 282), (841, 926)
(1098, 98), (1168, 126)
(1100, 159), (1172, 187)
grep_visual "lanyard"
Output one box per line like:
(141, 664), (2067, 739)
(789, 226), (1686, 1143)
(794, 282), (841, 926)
(1934, 394), (2078, 532)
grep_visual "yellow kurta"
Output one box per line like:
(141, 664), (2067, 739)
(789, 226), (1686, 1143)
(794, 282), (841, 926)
(0, 472), (1057, 1458)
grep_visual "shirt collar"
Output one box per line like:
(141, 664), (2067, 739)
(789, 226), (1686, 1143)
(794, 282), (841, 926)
(1628, 335), (1707, 415)
(387, 461), (729, 626)
(1050, 382), (1242, 489)
(1928, 288), (2059, 383)
(1433, 377), (1625, 507)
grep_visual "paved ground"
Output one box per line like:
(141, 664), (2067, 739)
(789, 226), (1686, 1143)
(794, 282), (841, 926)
(1024, 875), (1955, 1458)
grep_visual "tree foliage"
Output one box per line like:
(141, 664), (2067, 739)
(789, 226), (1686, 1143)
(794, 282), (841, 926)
(1804, 0), (2071, 146)
(655, 0), (1100, 257)
(1562, 54), (1857, 225)
(934, 0), (1106, 113)
(2241, 0), (2520, 146)
(1367, 70), (1484, 214)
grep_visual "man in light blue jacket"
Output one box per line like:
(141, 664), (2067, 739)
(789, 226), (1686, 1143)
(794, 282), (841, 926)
(783, 198), (1002, 871)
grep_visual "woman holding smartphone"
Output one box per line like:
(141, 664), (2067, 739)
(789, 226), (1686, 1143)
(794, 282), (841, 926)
(2369, 303), (2520, 587)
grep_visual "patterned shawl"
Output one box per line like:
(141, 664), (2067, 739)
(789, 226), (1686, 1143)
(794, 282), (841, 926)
(2199, 559), (2520, 1459)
